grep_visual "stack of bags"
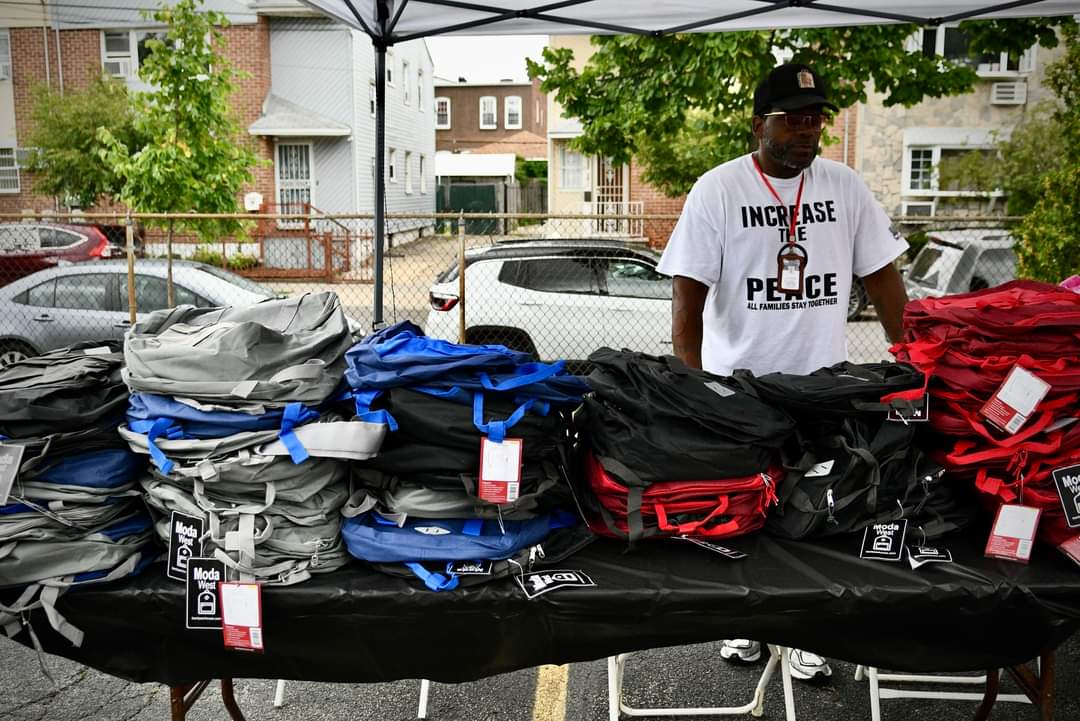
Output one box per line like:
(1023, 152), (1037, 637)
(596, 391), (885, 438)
(892, 280), (1080, 546)
(0, 342), (153, 648)
(120, 292), (389, 585)
(340, 322), (591, 590)
(579, 349), (793, 545)
(736, 361), (975, 542)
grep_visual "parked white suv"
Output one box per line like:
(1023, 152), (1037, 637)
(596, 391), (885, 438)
(424, 240), (672, 363)
(903, 229), (1016, 300)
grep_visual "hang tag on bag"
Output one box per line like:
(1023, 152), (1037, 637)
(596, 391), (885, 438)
(980, 366), (1050, 435)
(220, 581), (264, 652)
(167, 511), (204, 582)
(479, 437), (523, 504)
(675, 535), (748, 559)
(0, 442), (24, 506)
(985, 504), (1041, 563)
(186, 557), (225, 630)
(1051, 463), (1080, 528)
(776, 245), (807, 295)
(907, 545), (953, 570)
(859, 519), (907, 562)
(1058, 535), (1080, 567)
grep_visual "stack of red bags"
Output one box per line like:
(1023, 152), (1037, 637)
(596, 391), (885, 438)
(889, 280), (1080, 547)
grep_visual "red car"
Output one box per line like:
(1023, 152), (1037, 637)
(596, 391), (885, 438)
(0, 222), (125, 287)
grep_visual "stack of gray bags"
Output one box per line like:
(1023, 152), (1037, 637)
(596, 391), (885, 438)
(120, 292), (388, 585)
(0, 342), (154, 649)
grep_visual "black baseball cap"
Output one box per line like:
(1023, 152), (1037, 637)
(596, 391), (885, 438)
(753, 63), (839, 117)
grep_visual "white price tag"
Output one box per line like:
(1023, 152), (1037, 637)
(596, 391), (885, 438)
(219, 582), (264, 652)
(980, 366), (1050, 435)
(478, 437), (523, 504)
(985, 504), (1041, 563)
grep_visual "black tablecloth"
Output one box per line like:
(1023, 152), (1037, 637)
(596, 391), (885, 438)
(12, 523), (1080, 685)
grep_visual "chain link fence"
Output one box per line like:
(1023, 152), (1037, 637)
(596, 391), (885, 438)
(0, 212), (1020, 370)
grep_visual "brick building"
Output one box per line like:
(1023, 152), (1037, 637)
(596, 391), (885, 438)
(434, 77), (547, 160)
(0, 0), (433, 221)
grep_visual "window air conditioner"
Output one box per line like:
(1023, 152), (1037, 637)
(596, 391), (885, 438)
(991, 81), (1027, 105)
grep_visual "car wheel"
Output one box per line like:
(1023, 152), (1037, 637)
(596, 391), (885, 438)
(0, 340), (36, 369)
(969, 276), (989, 292)
(847, 279), (869, 321)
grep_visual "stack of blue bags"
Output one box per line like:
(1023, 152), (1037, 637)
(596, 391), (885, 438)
(340, 322), (593, 591)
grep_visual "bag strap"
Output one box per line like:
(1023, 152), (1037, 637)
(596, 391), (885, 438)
(471, 391), (536, 443)
(405, 562), (460, 591)
(479, 361), (565, 392)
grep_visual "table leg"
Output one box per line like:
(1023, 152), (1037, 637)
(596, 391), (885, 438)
(972, 669), (999, 721)
(1005, 653), (1055, 721)
(169, 679), (246, 721)
(221, 678), (247, 721)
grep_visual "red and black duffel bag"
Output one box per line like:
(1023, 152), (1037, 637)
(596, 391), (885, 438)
(581, 451), (780, 542)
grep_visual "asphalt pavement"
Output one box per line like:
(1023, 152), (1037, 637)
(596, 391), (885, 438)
(3, 631), (1077, 720)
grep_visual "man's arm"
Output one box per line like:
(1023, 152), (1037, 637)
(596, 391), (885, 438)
(861, 263), (908, 344)
(672, 276), (709, 369)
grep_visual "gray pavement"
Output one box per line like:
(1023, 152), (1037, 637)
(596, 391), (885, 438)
(3, 632), (1077, 720)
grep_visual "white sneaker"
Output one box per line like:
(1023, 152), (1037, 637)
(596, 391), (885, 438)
(787, 648), (833, 681)
(720, 639), (762, 664)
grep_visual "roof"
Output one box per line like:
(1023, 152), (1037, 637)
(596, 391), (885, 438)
(296, 0), (1080, 42)
(440, 130), (548, 160)
(434, 152), (517, 178)
(248, 95), (351, 138)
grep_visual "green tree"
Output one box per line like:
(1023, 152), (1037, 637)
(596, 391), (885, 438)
(26, 75), (143, 208)
(100, 0), (261, 304)
(937, 106), (1065, 216)
(528, 19), (1071, 196)
(1016, 25), (1080, 282)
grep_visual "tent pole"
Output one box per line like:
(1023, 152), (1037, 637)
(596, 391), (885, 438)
(373, 40), (386, 328)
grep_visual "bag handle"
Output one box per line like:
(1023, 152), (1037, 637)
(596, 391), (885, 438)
(479, 360), (565, 391)
(654, 496), (737, 536)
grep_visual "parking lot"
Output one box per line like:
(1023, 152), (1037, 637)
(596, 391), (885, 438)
(2, 632), (1077, 721)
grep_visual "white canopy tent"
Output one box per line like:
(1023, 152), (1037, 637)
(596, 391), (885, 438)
(298, 0), (1080, 325)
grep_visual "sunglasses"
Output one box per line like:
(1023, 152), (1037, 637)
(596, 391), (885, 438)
(762, 111), (833, 131)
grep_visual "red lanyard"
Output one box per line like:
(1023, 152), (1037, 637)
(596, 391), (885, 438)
(752, 154), (805, 245)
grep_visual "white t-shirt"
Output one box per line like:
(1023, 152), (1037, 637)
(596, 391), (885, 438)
(657, 154), (906, 376)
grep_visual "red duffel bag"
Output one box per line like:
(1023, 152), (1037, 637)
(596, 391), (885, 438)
(581, 450), (779, 544)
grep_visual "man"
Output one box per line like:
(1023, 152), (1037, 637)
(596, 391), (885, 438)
(656, 62), (909, 680)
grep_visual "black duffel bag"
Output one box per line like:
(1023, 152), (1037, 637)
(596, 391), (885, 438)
(766, 415), (975, 540)
(583, 349), (794, 481)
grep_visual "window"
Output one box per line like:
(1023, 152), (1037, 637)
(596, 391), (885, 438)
(39, 227), (82, 248)
(0, 148), (19, 193)
(419, 155), (427, 194)
(919, 26), (1033, 76)
(908, 148), (934, 191)
(120, 276), (202, 313)
(505, 96), (522, 129)
(403, 60), (411, 105)
(558, 145), (588, 190)
(53, 274), (110, 311)
(435, 97), (451, 129)
(404, 151), (413, 194)
(386, 51), (394, 85)
(101, 29), (169, 79)
(25, 279), (56, 307)
(0, 30), (11, 80)
(603, 259), (672, 300)
(479, 96), (497, 129)
(370, 80), (376, 117)
(905, 145), (996, 195)
(388, 149), (397, 182)
(417, 69), (424, 110)
(499, 258), (600, 294)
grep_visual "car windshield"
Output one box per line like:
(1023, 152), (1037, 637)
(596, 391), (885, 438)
(198, 266), (278, 298)
(907, 244), (961, 289)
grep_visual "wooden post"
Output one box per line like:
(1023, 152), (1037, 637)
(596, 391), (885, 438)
(458, 212), (466, 344)
(125, 212), (136, 324)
